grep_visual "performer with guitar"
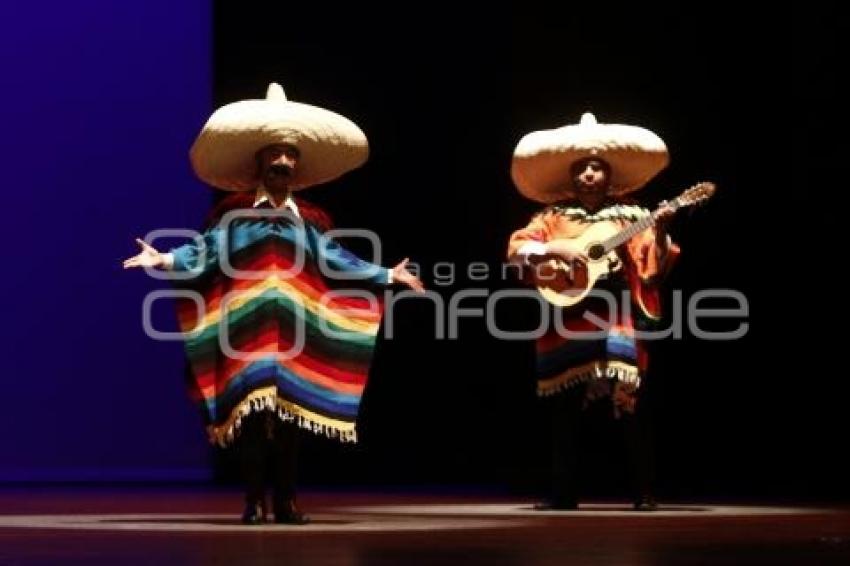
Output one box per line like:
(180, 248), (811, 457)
(507, 112), (712, 511)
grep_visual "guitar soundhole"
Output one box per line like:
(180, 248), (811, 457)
(588, 244), (606, 261)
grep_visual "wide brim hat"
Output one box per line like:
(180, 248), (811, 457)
(511, 112), (669, 203)
(190, 83), (369, 191)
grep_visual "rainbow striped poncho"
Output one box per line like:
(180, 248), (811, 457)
(170, 196), (388, 445)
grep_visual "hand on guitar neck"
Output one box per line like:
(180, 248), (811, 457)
(654, 200), (676, 249)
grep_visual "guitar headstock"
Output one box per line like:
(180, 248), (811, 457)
(670, 181), (716, 210)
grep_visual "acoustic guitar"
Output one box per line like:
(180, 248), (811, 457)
(534, 182), (715, 307)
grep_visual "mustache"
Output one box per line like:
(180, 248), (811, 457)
(575, 178), (602, 189)
(267, 164), (293, 177)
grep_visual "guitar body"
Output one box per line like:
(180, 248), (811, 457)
(534, 222), (624, 308)
(529, 181), (714, 308)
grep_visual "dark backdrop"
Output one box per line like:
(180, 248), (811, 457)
(210, 3), (844, 500)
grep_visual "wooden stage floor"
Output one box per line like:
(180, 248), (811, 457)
(1, 488), (849, 565)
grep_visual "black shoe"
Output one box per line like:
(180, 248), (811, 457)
(273, 499), (311, 525)
(534, 499), (578, 511)
(241, 501), (266, 525)
(633, 495), (658, 512)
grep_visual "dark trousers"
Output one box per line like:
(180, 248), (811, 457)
(548, 385), (654, 503)
(238, 411), (300, 508)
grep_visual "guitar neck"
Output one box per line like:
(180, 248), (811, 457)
(598, 182), (713, 253)
(602, 212), (658, 252)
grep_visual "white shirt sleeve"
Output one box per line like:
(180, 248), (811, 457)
(512, 242), (548, 265)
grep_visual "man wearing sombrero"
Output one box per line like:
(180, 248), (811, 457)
(124, 83), (423, 524)
(507, 112), (680, 511)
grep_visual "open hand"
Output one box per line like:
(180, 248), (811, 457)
(391, 258), (425, 292)
(123, 238), (166, 269)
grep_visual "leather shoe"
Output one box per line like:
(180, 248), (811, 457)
(534, 499), (578, 511)
(633, 495), (658, 512)
(241, 500), (266, 525)
(273, 499), (311, 525)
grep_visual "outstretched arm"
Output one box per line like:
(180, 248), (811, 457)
(389, 258), (424, 292)
(123, 238), (172, 269)
(123, 228), (223, 274)
(313, 231), (424, 292)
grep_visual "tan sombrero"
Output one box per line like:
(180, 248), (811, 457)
(190, 83), (369, 191)
(511, 112), (669, 203)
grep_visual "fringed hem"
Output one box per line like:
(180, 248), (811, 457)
(537, 361), (641, 398)
(209, 390), (358, 447)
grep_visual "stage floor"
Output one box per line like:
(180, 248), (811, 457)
(1, 488), (849, 565)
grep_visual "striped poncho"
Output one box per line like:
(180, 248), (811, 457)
(170, 194), (389, 445)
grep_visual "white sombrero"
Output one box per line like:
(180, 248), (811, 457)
(511, 113), (669, 203)
(190, 83), (369, 191)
